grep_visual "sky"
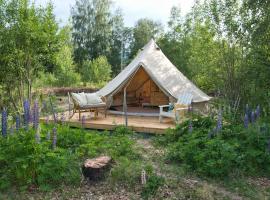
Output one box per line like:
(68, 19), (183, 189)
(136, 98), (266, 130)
(34, 0), (195, 27)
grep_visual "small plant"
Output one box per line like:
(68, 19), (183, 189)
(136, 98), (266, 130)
(141, 174), (165, 200)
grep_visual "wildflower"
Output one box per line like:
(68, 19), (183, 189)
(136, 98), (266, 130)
(52, 127), (57, 150)
(33, 100), (39, 130)
(23, 100), (30, 130)
(15, 115), (20, 131)
(61, 113), (65, 125)
(251, 111), (255, 124)
(46, 131), (51, 141)
(54, 113), (58, 123)
(1, 108), (7, 137)
(188, 120), (193, 133)
(244, 114), (249, 128)
(141, 169), (146, 185)
(255, 105), (260, 119)
(216, 110), (222, 132)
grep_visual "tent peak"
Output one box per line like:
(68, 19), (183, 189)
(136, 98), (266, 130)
(142, 38), (160, 51)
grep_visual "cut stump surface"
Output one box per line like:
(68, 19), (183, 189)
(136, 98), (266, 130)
(82, 156), (112, 181)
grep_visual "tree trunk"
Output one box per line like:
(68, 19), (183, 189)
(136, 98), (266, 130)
(82, 156), (112, 181)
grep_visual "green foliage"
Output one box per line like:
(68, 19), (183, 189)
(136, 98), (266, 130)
(156, 116), (270, 178)
(0, 129), (80, 190)
(71, 0), (131, 75)
(0, 125), (138, 191)
(109, 157), (142, 188)
(130, 18), (163, 58)
(81, 56), (111, 85)
(0, 1), (56, 99)
(141, 174), (165, 200)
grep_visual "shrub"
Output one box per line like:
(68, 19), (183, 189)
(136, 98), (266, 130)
(0, 125), (139, 191)
(157, 115), (270, 178)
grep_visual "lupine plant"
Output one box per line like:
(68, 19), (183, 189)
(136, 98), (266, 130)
(1, 108), (7, 137)
(52, 127), (57, 149)
(244, 114), (249, 128)
(61, 113), (66, 125)
(251, 111), (255, 123)
(23, 100), (30, 130)
(255, 105), (260, 119)
(33, 100), (39, 130)
(216, 110), (222, 132)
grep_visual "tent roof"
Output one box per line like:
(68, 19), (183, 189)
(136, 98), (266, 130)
(98, 39), (211, 103)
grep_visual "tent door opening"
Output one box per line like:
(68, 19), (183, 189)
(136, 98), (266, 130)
(109, 67), (169, 115)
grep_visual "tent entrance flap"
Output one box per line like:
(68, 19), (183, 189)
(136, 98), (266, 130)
(111, 67), (169, 107)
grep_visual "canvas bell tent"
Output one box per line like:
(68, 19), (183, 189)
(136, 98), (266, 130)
(97, 39), (211, 113)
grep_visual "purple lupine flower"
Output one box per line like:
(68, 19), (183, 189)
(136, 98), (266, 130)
(23, 100), (30, 130)
(52, 127), (57, 150)
(1, 108), (7, 137)
(251, 111), (255, 124)
(188, 120), (193, 133)
(244, 114), (249, 128)
(82, 115), (86, 128)
(33, 100), (39, 130)
(61, 113), (65, 125)
(216, 110), (222, 132)
(15, 115), (20, 131)
(46, 131), (51, 141)
(54, 113), (58, 123)
(255, 105), (260, 119)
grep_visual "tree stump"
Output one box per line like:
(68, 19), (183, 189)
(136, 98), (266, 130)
(82, 156), (112, 181)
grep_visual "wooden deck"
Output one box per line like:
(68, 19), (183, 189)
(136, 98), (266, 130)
(42, 112), (175, 134)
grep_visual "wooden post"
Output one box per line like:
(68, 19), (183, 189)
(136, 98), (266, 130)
(123, 87), (128, 126)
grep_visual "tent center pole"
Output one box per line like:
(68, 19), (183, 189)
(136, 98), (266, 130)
(123, 87), (128, 126)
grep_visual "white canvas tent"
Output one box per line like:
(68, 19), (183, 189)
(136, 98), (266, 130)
(97, 39), (211, 110)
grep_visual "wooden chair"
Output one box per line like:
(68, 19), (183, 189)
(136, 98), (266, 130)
(68, 92), (107, 120)
(159, 93), (193, 123)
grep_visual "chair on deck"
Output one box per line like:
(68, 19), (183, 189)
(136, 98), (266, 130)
(159, 92), (193, 123)
(69, 92), (107, 120)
